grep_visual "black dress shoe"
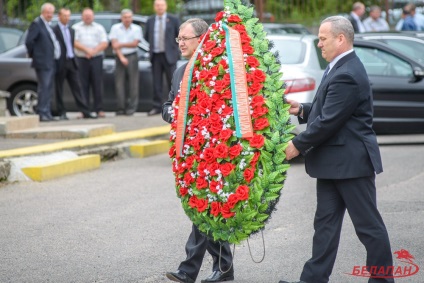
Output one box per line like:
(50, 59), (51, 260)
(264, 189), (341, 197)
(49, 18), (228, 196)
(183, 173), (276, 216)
(39, 115), (53, 122)
(279, 280), (308, 283)
(147, 108), (161, 116)
(201, 269), (234, 283)
(165, 270), (194, 283)
(82, 112), (97, 119)
(59, 114), (69, 120)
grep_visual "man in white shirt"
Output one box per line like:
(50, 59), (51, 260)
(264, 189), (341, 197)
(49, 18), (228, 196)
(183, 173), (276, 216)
(73, 8), (108, 118)
(109, 9), (142, 116)
(363, 6), (390, 32)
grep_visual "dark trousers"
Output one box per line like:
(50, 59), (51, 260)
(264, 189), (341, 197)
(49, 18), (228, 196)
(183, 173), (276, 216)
(55, 59), (90, 116)
(115, 53), (139, 114)
(300, 176), (394, 283)
(151, 53), (175, 110)
(178, 225), (233, 281)
(35, 68), (55, 118)
(76, 56), (104, 113)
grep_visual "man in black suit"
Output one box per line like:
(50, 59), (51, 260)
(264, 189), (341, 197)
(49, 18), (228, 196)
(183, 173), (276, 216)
(144, 0), (180, 116)
(280, 16), (394, 283)
(348, 2), (366, 33)
(53, 8), (96, 120)
(162, 18), (234, 283)
(25, 2), (61, 122)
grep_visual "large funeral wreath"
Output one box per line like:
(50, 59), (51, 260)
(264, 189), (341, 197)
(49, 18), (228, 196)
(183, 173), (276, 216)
(168, 0), (294, 244)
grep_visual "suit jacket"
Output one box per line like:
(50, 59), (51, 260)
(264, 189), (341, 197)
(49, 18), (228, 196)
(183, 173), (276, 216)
(162, 62), (187, 123)
(292, 51), (383, 179)
(348, 14), (361, 33)
(144, 14), (180, 65)
(53, 24), (77, 70)
(25, 17), (55, 70)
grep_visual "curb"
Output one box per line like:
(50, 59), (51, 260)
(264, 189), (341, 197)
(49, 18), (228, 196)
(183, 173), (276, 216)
(22, 154), (101, 182)
(0, 126), (171, 183)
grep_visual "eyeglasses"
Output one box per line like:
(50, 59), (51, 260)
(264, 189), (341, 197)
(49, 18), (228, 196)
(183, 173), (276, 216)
(175, 36), (199, 43)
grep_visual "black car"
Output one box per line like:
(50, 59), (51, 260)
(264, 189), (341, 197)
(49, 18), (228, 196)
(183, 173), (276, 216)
(0, 13), (170, 116)
(263, 23), (311, 35)
(353, 39), (424, 134)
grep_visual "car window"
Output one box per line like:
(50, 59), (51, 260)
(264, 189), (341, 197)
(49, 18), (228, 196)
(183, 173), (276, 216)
(272, 39), (306, 64)
(313, 38), (328, 70)
(382, 39), (424, 64)
(354, 46), (412, 77)
(0, 29), (23, 53)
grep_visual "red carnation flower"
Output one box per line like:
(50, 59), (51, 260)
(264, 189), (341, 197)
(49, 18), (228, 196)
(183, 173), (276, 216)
(251, 95), (265, 108)
(179, 187), (188, 197)
(253, 69), (267, 83)
(196, 198), (209, 212)
(202, 148), (216, 163)
(229, 144), (243, 159)
(253, 117), (270, 130)
(236, 185), (250, 201)
(210, 47), (225, 57)
(183, 172), (195, 184)
(220, 162), (235, 176)
(246, 56), (260, 68)
(189, 195), (198, 208)
(214, 143), (229, 159)
(221, 203), (235, 218)
(243, 167), (255, 183)
(210, 180), (222, 193)
(210, 201), (222, 217)
(215, 11), (226, 22)
(252, 106), (269, 118)
(196, 177), (208, 190)
(249, 82), (264, 95)
(204, 40), (217, 52)
(207, 162), (220, 176)
(249, 134), (265, 148)
(219, 128), (233, 142)
(242, 44), (255, 54)
(227, 194), (239, 209)
(228, 14), (242, 23)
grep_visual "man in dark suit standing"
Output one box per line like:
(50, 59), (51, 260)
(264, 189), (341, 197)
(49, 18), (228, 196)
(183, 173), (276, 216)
(162, 18), (234, 283)
(348, 2), (366, 33)
(144, 0), (180, 116)
(53, 8), (96, 120)
(280, 16), (394, 283)
(25, 2), (61, 122)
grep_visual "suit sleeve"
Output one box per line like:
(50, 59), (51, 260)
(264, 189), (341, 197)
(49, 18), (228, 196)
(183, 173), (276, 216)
(144, 19), (150, 43)
(25, 21), (39, 58)
(162, 66), (183, 124)
(293, 72), (361, 155)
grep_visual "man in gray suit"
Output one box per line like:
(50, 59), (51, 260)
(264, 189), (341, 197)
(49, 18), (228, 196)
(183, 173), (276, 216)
(144, 0), (180, 116)
(280, 16), (394, 283)
(162, 18), (234, 283)
(25, 2), (61, 121)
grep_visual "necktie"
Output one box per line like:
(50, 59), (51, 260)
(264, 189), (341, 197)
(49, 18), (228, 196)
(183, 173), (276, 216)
(63, 25), (74, 59)
(158, 16), (164, 51)
(321, 65), (330, 83)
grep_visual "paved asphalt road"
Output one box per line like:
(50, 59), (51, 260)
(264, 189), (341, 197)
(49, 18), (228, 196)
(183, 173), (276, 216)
(0, 144), (423, 283)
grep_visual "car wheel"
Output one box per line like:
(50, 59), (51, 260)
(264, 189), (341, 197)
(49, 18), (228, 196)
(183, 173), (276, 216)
(7, 84), (38, 116)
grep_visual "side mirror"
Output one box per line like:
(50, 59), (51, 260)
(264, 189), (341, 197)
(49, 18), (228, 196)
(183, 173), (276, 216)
(411, 67), (424, 82)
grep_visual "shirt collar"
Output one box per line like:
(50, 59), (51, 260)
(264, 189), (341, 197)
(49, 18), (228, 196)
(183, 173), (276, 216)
(328, 49), (354, 71)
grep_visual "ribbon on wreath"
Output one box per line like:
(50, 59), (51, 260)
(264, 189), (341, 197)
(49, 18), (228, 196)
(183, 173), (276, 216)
(175, 25), (253, 158)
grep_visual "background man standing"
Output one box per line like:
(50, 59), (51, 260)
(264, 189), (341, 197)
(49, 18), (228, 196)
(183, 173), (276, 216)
(348, 2), (366, 33)
(109, 9), (142, 116)
(162, 18), (234, 283)
(281, 16), (394, 283)
(73, 8), (108, 118)
(25, 2), (60, 122)
(144, 0), (180, 116)
(363, 6), (390, 32)
(53, 7), (96, 120)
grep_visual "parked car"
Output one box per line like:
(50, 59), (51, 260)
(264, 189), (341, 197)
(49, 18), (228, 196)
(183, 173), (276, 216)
(263, 23), (311, 35)
(0, 27), (24, 53)
(355, 32), (424, 64)
(0, 13), (165, 116)
(269, 34), (424, 134)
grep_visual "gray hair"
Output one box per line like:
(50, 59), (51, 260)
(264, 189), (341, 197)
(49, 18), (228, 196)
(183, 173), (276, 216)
(121, 8), (133, 16)
(352, 2), (365, 11)
(321, 16), (354, 44)
(41, 2), (54, 13)
(180, 18), (209, 37)
(369, 5), (381, 13)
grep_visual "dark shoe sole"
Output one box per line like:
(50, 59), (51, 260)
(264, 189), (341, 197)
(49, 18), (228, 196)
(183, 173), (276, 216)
(201, 276), (234, 283)
(166, 273), (186, 283)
